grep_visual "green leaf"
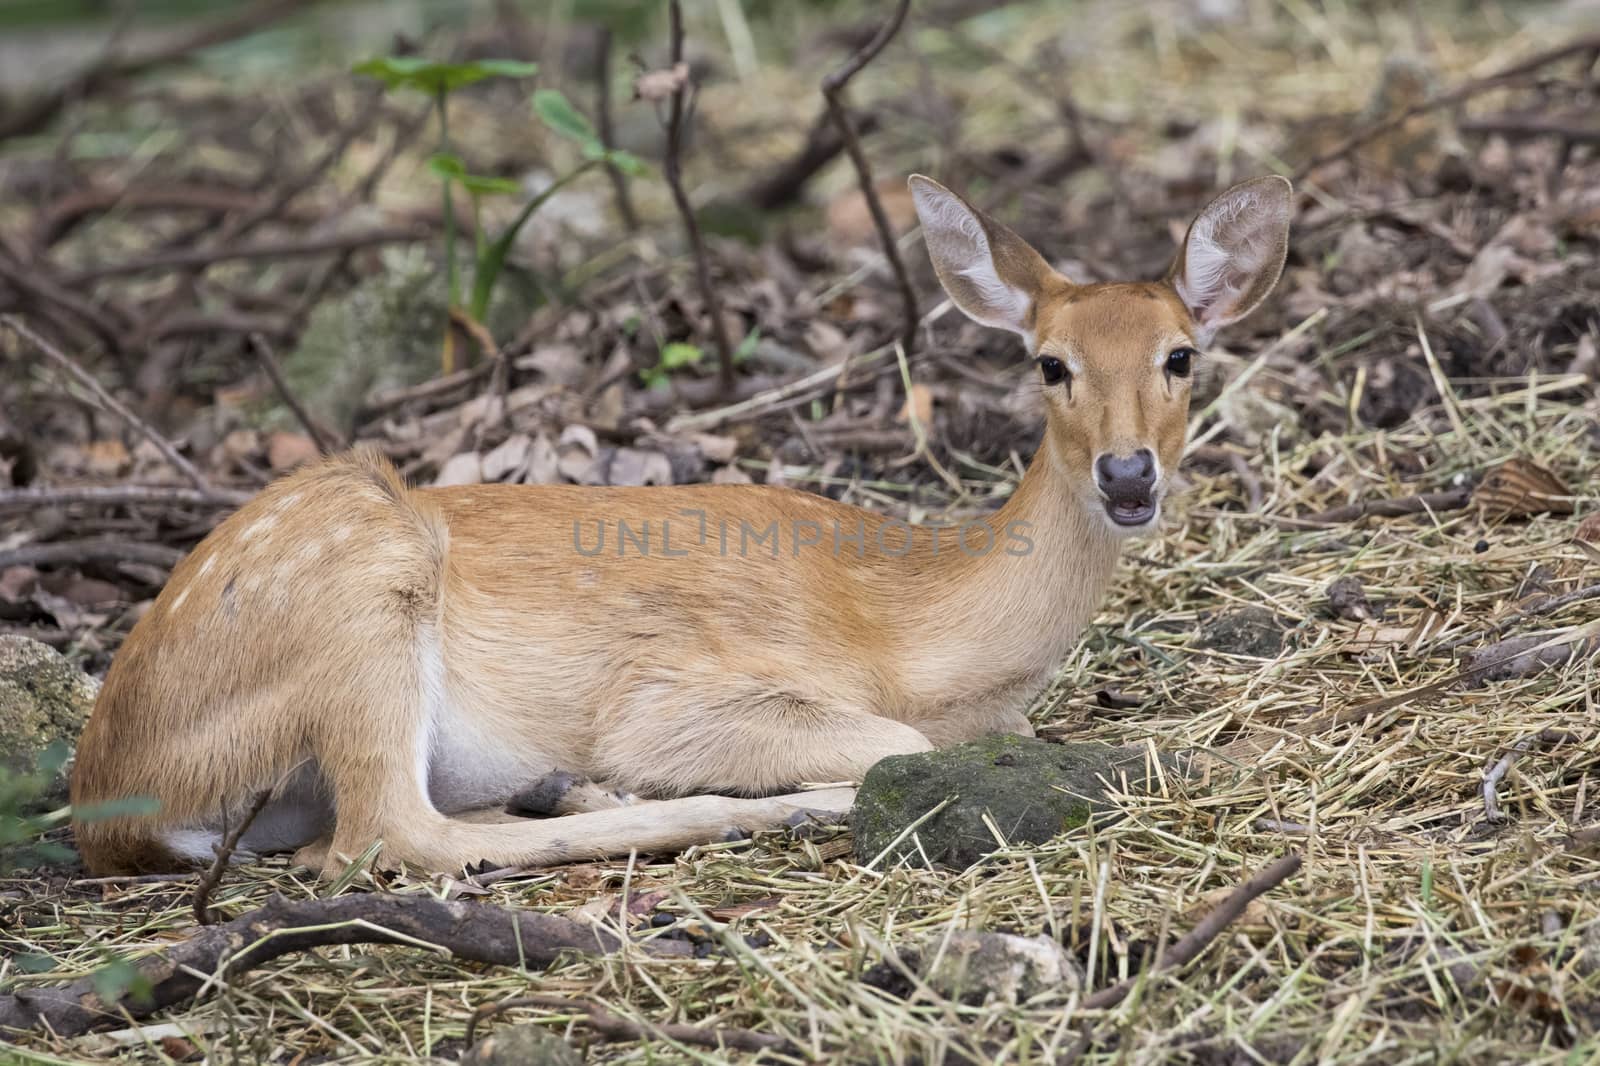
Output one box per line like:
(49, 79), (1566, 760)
(427, 152), (466, 180)
(734, 328), (761, 363)
(354, 56), (538, 95)
(533, 88), (598, 146)
(604, 148), (649, 177)
(659, 342), (703, 370)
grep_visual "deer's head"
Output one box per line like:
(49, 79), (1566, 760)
(910, 174), (1291, 534)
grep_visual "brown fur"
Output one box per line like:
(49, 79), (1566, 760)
(71, 176), (1291, 878)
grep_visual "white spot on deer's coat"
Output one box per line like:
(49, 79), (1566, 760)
(242, 516), (275, 541)
(169, 588), (190, 613)
(197, 554), (216, 578)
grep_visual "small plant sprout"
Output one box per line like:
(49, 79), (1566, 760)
(353, 56), (539, 370)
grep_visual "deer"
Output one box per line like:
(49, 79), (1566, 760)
(70, 174), (1292, 879)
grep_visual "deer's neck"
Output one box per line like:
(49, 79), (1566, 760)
(888, 439), (1124, 724)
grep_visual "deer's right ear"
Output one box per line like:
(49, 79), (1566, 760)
(909, 175), (1061, 344)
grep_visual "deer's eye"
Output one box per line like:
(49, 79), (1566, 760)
(1165, 347), (1196, 378)
(1038, 356), (1070, 386)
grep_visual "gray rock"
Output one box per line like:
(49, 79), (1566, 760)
(921, 930), (1081, 1005)
(850, 734), (1168, 868)
(0, 636), (98, 805)
(460, 1024), (581, 1066)
(1199, 606), (1288, 658)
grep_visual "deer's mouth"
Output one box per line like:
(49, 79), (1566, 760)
(1103, 494), (1157, 528)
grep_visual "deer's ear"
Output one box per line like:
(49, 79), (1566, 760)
(909, 175), (1061, 345)
(1168, 175), (1292, 346)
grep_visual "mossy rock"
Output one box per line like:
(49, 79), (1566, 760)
(461, 1023), (581, 1066)
(850, 734), (1171, 869)
(1199, 606), (1288, 658)
(0, 636), (98, 807)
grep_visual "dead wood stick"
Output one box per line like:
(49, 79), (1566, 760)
(0, 484), (248, 514)
(0, 0), (324, 143)
(594, 27), (638, 231)
(1437, 581), (1600, 652)
(738, 107), (882, 212)
(1289, 487), (1472, 528)
(1482, 729), (1584, 822)
(249, 333), (344, 455)
(192, 790), (273, 926)
(820, 0), (919, 357)
(3, 315), (212, 493)
(0, 253), (132, 355)
(0, 538), (185, 571)
(1292, 32), (1600, 181)
(61, 224), (430, 284)
(662, 2), (736, 397)
(464, 994), (788, 1053)
(1079, 851), (1302, 1011)
(0, 893), (690, 1036)
(1459, 115), (1600, 142)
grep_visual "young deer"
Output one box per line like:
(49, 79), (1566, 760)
(71, 175), (1291, 878)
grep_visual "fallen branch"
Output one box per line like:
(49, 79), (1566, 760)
(1437, 581), (1600, 652)
(465, 994), (788, 1054)
(820, 0), (919, 357)
(3, 314), (213, 493)
(661, 1), (736, 396)
(0, 484), (249, 514)
(0, 893), (689, 1036)
(1289, 487), (1472, 528)
(1080, 852), (1302, 1011)
(61, 224), (430, 285)
(0, 0), (324, 142)
(1292, 32), (1600, 181)
(738, 107), (882, 212)
(0, 538), (186, 571)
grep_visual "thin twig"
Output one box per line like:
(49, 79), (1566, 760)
(594, 27), (638, 231)
(820, 0), (918, 356)
(1286, 487), (1473, 528)
(1482, 730), (1583, 822)
(662, 1), (736, 396)
(464, 994), (789, 1053)
(60, 224), (430, 284)
(0, 0), (324, 142)
(249, 333), (343, 455)
(0, 538), (186, 571)
(193, 789), (273, 925)
(1292, 32), (1600, 181)
(1078, 851), (1302, 1011)
(1438, 581), (1600, 652)
(0, 484), (248, 514)
(4, 315), (212, 492)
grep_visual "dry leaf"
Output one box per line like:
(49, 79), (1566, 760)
(433, 452), (483, 487)
(1574, 513), (1600, 545)
(607, 447), (672, 487)
(712, 464), (752, 485)
(634, 61), (689, 102)
(481, 434), (532, 482)
(1474, 458), (1573, 519)
(265, 431), (319, 472)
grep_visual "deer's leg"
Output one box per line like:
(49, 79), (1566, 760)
(505, 770), (638, 817)
(591, 682), (935, 799)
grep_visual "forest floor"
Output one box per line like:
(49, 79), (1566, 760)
(2, 0), (1599, 1062)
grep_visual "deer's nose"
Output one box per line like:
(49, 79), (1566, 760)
(1095, 449), (1156, 498)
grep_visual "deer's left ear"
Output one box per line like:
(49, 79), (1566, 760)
(1167, 175), (1292, 347)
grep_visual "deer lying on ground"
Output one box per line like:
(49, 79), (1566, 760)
(72, 175), (1291, 878)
